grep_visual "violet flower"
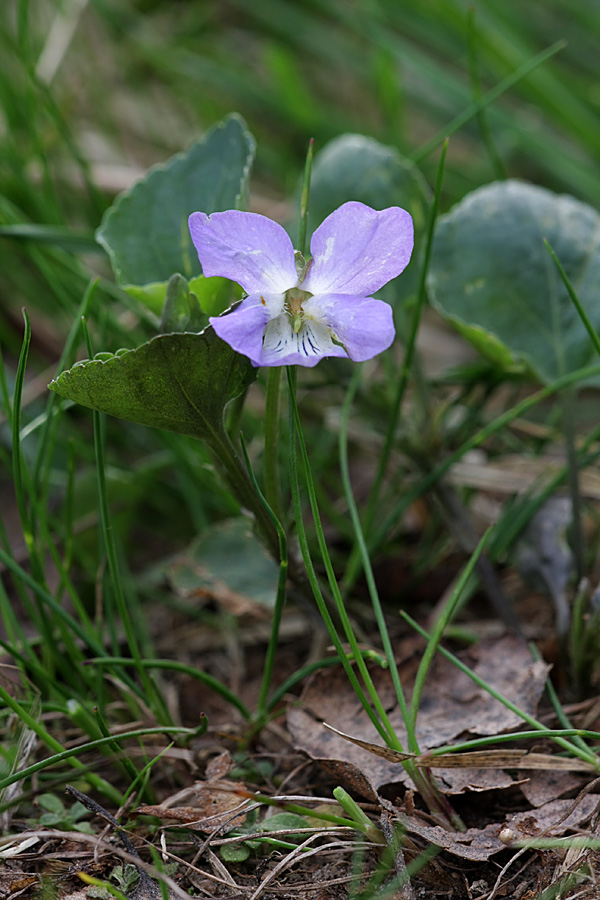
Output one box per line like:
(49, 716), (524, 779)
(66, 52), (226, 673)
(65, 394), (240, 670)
(188, 201), (414, 367)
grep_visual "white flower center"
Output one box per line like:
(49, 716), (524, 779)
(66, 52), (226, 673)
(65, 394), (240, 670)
(284, 288), (313, 333)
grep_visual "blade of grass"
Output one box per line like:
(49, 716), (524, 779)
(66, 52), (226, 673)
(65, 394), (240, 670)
(411, 39), (567, 163)
(466, 7), (507, 180)
(80, 317), (173, 727)
(87, 657), (251, 720)
(408, 529), (492, 733)
(0, 720), (200, 795)
(286, 367), (392, 744)
(0, 681), (121, 803)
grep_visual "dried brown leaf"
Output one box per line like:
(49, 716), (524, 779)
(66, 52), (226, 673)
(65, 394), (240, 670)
(134, 779), (248, 831)
(288, 634), (551, 796)
(520, 769), (585, 807)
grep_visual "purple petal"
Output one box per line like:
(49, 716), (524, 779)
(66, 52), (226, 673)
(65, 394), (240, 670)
(209, 294), (284, 366)
(260, 316), (347, 368)
(302, 201), (413, 297)
(189, 210), (298, 294)
(304, 294), (395, 361)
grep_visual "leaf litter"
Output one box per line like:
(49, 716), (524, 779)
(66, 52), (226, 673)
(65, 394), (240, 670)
(288, 633), (600, 862)
(6, 629), (600, 899)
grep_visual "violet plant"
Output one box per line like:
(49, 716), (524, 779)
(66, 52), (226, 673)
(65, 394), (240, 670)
(50, 118), (454, 820)
(48, 113), (600, 833)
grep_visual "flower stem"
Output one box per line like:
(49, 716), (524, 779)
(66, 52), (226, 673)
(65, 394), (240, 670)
(210, 425), (281, 562)
(239, 435), (288, 726)
(263, 366), (283, 519)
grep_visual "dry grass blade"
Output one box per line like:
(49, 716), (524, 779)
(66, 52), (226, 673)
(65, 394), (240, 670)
(323, 723), (597, 771)
(418, 750), (596, 771)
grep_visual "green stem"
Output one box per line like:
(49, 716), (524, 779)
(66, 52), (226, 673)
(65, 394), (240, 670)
(263, 367), (283, 519)
(210, 426), (280, 561)
(239, 435), (288, 723)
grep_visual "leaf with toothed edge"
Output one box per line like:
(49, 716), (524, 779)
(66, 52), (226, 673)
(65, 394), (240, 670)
(49, 328), (257, 442)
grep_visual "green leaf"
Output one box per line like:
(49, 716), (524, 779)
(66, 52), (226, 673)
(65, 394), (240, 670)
(37, 793), (65, 815)
(167, 518), (280, 613)
(72, 822), (96, 835)
(96, 114), (255, 312)
(188, 274), (243, 318)
(259, 812), (308, 839)
(219, 843), (250, 862)
(159, 274), (207, 334)
(428, 180), (600, 384)
(49, 328), (256, 442)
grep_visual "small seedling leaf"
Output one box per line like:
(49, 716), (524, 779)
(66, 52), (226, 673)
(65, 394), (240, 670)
(37, 793), (65, 815)
(219, 843), (250, 862)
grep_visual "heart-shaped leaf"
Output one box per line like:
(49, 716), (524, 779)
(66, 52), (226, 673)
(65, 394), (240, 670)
(428, 180), (600, 384)
(96, 114), (255, 312)
(49, 328), (256, 442)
